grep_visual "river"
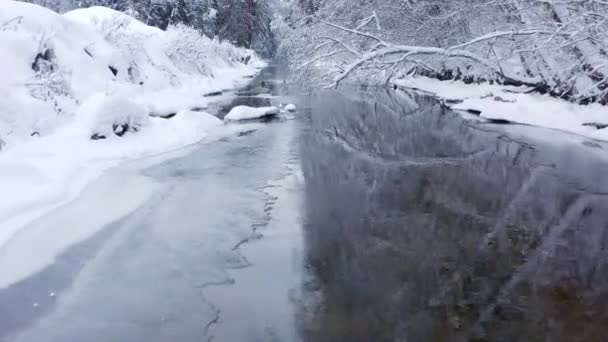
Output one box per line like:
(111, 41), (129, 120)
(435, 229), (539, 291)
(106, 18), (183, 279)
(1, 66), (608, 342)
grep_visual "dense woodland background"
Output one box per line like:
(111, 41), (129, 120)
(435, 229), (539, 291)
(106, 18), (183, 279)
(25, 0), (277, 56)
(24, 0), (608, 104)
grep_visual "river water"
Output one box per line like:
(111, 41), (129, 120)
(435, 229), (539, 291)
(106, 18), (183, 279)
(298, 84), (608, 342)
(1, 66), (608, 342)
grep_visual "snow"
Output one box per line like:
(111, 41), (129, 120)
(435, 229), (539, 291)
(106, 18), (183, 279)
(0, 110), (229, 252)
(0, 0), (263, 142)
(394, 77), (608, 141)
(224, 106), (280, 122)
(80, 94), (149, 139)
(63, 6), (162, 36)
(284, 104), (297, 112)
(0, 1), (265, 250)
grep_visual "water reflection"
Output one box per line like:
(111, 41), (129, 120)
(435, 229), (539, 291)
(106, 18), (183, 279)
(300, 87), (608, 342)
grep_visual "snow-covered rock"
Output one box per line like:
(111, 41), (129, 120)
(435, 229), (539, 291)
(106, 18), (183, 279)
(224, 106), (280, 122)
(79, 94), (149, 140)
(284, 104), (297, 112)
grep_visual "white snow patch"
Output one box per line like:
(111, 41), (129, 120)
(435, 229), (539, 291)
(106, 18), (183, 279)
(284, 104), (297, 112)
(224, 106), (280, 122)
(0, 113), (259, 289)
(394, 77), (608, 141)
(0, 110), (227, 251)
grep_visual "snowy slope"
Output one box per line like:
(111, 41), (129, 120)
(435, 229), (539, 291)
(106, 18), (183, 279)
(0, 1), (265, 248)
(0, 1), (261, 142)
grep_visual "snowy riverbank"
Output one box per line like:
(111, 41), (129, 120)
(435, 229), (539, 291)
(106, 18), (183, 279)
(0, 1), (265, 247)
(394, 77), (608, 141)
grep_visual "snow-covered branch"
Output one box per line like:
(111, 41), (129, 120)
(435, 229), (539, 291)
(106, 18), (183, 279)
(315, 20), (559, 87)
(329, 43), (539, 88)
(0, 16), (23, 31)
(318, 36), (362, 57)
(316, 17), (388, 46)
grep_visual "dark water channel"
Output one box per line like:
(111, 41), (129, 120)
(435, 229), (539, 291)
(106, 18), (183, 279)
(207, 68), (283, 120)
(298, 85), (608, 342)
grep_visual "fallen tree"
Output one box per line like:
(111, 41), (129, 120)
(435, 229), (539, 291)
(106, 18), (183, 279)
(311, 19), (572, 90)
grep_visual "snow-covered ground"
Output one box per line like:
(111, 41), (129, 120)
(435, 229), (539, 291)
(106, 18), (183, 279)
(0, 1), (264, 248)
(395, 77), (608, 141)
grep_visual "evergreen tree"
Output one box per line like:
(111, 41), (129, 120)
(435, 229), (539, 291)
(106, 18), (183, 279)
(148, 0), (172, 30)
(169, 0), (193, 26)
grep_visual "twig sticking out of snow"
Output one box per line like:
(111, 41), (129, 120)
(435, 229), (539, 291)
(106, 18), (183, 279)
(0, 16), (23, 31)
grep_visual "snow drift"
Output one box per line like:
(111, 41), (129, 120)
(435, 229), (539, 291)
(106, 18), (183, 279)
(0, 0), (264, 249)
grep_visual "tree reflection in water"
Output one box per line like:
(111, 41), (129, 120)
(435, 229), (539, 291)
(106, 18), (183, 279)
(299, 87), (608, 342)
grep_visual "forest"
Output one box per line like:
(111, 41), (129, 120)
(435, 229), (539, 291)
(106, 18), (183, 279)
(26, 0), (608, 105)
(281, 0), (608, 105)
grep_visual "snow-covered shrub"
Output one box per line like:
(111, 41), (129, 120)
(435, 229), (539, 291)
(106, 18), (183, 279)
(163, 24), (214, 77)
(0, 1), (124, 141)
(79, 94), (148, 140)
(65, 6), (258, 89)
(29, 34), (72, 105)
(164, 24), (256, 78)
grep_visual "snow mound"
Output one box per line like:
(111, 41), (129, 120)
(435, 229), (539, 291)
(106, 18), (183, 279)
(63, 6), (162, 36)
(224, 106), (280, 122)
(167, 110), (224, 134)
(79, 94), (149, 139)
(284, 104), (297, 112)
